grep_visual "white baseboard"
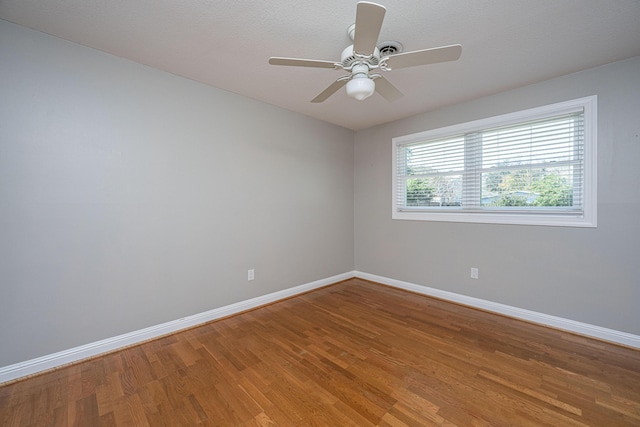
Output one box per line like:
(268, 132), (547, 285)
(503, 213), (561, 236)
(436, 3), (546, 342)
(355, 271), (640, 349)
(0, 271), (355, 385)
(3, 270), (638, 385)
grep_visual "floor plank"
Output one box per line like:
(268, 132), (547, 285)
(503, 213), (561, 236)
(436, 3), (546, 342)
(1, 278), (639, 426)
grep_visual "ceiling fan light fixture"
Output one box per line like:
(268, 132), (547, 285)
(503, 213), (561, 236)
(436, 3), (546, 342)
(346, 76), (375, 101)
(268, 2), (462, 103)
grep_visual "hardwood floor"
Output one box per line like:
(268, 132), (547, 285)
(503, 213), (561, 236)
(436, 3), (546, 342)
(1, 278), (639, 426)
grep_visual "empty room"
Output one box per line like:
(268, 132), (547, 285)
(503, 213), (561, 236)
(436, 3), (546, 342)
(1, 1), (639, 425)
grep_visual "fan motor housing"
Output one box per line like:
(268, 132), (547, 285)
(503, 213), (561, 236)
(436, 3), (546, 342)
(340, 45), (381, 69)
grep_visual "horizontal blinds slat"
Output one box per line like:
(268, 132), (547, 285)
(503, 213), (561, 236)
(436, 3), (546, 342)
(396, 110), (585, 212)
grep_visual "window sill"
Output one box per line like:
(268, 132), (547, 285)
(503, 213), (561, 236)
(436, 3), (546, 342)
(392, 210), (597, 227)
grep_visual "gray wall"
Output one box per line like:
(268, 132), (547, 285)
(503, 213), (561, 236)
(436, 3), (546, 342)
(0, 20), (354, 367)
(2, 16), (638, 370)
(355, 56), (640, 336)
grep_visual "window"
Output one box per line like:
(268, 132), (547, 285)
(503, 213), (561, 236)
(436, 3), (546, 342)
(392, 96), (597, 227)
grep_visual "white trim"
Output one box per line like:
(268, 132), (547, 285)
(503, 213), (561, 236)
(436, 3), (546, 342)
(394, 97), (594, 144)
(0, 271), (354, 385)
(392, 96), (598, 228)
(355, 271), (640, 349)
(390, 210), (595, 227)
(3, 269), (638, 384)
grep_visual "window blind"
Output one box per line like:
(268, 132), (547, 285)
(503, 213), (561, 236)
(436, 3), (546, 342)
(395, 111), (585, 214)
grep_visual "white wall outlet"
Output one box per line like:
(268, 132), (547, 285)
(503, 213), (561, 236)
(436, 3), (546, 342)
(248, 269), (255, 281)
(470, 267), (479, 279)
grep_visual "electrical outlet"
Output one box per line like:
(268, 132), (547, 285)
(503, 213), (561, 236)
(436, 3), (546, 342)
(248, 269), (255, 281)
(470, 267), (479, 279)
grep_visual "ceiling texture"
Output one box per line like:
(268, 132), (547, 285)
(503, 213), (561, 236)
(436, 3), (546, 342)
(2, 0), (640, 130)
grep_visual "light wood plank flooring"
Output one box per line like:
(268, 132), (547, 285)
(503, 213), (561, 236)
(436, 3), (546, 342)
(1, 278), (639, 426)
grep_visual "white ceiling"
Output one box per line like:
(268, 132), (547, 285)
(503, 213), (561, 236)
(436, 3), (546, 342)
(2, 1), (640, 130)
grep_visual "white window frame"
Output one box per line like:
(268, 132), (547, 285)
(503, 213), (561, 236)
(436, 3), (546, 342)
(392, 96), (597, 227)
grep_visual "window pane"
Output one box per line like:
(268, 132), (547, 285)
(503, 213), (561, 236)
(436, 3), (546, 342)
(481, 166), (575, 207)
(405, 136), (464, 175)
(482, 114), (582, 169)
(406, 175), (462, 207)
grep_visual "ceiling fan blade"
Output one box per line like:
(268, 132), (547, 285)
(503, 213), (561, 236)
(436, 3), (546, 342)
(269, 57), (337, 69)
(353, 2), (386, 56)
(385, 44), (462, 70)
(374, 76), (404, 101)
(311, 80), (347, 103)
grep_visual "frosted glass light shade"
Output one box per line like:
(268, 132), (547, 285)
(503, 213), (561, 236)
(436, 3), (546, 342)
(346, 77), (375, 101)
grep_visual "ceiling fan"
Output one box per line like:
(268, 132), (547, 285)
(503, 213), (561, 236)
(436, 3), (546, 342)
(268, 1), (462, 103)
